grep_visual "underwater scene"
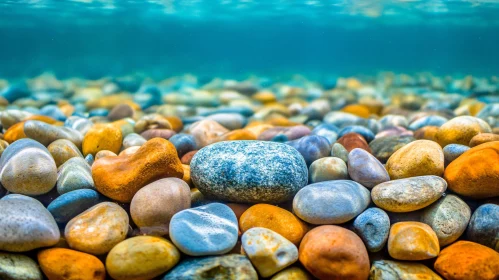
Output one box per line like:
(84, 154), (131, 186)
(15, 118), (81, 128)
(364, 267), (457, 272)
(0, 0), (499, 279)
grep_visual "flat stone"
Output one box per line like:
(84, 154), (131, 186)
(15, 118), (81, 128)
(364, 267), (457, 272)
(24, 120), (83, 148)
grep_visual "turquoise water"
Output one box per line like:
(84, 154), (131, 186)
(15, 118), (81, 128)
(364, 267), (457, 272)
(1, 0), (499, 79)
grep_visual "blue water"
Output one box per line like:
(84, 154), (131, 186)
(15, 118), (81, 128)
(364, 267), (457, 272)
(1, 0), (499, 79)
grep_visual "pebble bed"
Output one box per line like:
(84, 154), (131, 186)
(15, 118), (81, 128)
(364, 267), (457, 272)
(0, 73), (498, 280)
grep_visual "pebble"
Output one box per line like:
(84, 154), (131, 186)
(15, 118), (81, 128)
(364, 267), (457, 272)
(310, 123), (339, 144)
(435, 116), (492, 146)
(0, 139), (57, 195)
(106, 236), (180, 280)
(330, 142), (349, 162)
(434, 241), (499, 279)
(169, 133), (197, 157)
(134, 114), (173, 133)
(163, 254), (258, 280)
(205, 113), (246, 130)
(47, 189), (101, 224)
(47, 139), (83, 167)
(242, 227), (298, 277)
(92, 138), (184, 202)
(369, 260), (442, 280)
(299, 225), (370, 280)
(293, 180), (370, 224)
(286, 135), (331, 166)
(107, 103), (135, 121)
(372, 175), (447, 212)
(369, 135), (415, 163)
(421, 194), (471, 246)
(38, 248), (106, 280)
(0, 194), (60, 252)
(23, 120), (83, 148)
(308, 157), (348, 183)
(469, 133), (499, 147)
(82, 124), (122, 156)
(191, 141), (308, 204)
(444, 141), (499, 198)
(466, 203), (499, 251)
(353, 207), (390, 252)
(0, 252), (43, 280)
(336, 132), (372, 153)
(388, 222), (440, 261)
(141, 128), (176, 140)
(65, 202), (129, 255)
(186, 119), (228, 147)
(271, 267), (312, 280)
(408, 115), (448, 130)
(130, 178), (191, 235)
(169, 203), (238, 256)
(57, 157), (95, 194)
(338, 125), (375, 142)
(122, 133), (146, 149)
(386, 139), (444, 179)
(348, 148), (389, 188)
(443, 143), (470, 165)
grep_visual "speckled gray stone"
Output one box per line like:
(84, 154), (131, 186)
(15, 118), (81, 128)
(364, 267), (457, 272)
(191, 141), (308, 203)
(369, 136), (415, 163)
(162, 254), (258, 280)
(0, 139), (57, 195)
(348, 148), (389, 188)
(443, 144), (470, 166)
(421, 194), (471, 246)
(330, 142), (349, 163)
(466, 203), (499, 251)
(169, 203), (238, 256)
(24, 120), (83, 148)
(0, 252), (43, 280)
(353, 207), (390, 252)
(56, 157), (95, 194)
(292, 180), (371, 224)
(0, 194), (60, 252)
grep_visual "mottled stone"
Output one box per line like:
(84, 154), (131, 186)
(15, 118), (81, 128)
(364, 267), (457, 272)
(434, 241), (499, 280)
(134, 114), (173, 134)
(388, 222), (440, 261)
(0, 194), (60, 252)
(370, 260), (442, 280)
(57, 157), (95, 194)
(47, 189), (101, 224)
(348, 148), (389, 188)
(330, 142), (349, 162)
(191, 141), (307, 204)
(0, 139), (57, 195)
(122, 133), (146, 149)
(293, 180), (370, 224)
(372, 176), (447, 212)
(169, 203), (238, 256)
(106, 236), (180, 280)
(286, 135), (331, 166)
(353, 207), (390, 252)
(163, 254), (258, 280)
(466, 203), (499, 251)
(0, 140), (9, 157)
(0, 252), (43, 280)
(258, 126), (311, 142)
(299, 225), (370, 280)
(421, 194), (471, 246)
(369, 135), (415, 163)
(386, 140), (444, 179)
(242, 227), (298, 277)
(130, 178), (191, 235)
(308, 157), (348, 183)
(48, 139), (83, 167)
(65, 202), (129, 255)
(38, 248), (105, 280)
(95, 150), (117, 160)
(443, 144), (470, 165)
(435, 116), (492, 147)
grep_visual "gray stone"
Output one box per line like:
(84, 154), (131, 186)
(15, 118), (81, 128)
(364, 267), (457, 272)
(293, 180), (370, 224)
(353, 207), (390, 252)
(24, 120), (83, 148)
(122, 133), (147, 149)
(57, 157), (95, 194)
(466, 203), (499, 251)
(309, 157), (348, 183)
(369, 136), (415, 163)
(0, 252), (43, 280)
(191, 141), (308, 203)
(443, 144), (470, 166)
(330, 142), (349, 163)
(348, 148), (389, 188)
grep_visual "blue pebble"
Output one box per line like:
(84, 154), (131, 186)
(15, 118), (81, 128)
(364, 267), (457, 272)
(408, 115), (448, 131)
(466, 204), (499, 251)
(85, 154), (94, 166)
(311, 123), (339, 144)
(286, 135), (331, 166)
(40, 105), (67, 121)
(88, 108), (109, 117)
(338, 125), (375, 143)
(443, 144), (470, 165)
(47, 189), (101, 224)
(353, 207), (390, 252)
(169, 203), (238, 256)
(0, 83), (30, 103)
(169, 133), (197, 157)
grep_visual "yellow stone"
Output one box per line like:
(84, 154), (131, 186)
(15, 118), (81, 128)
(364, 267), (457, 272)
(388, 222), (440, 261)
(82, 124), (122, 156)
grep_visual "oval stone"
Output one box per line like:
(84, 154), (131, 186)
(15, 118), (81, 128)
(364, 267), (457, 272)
(330, 142), (349, 162)
(443, 143), (470, 165)
(293, 180), (370, 224)
(466, 204), (499, 251)
(308, 157), (348, 183)
(369, 135), (415, 163)
(38, 248), (105, 280)
(122, 133), (146, 149)
(286, 135), (331, 166)
(23, 120), (83, 148)
(353, 207), (390, 252)
(191, 141), (308, 204)
(47, 189), (101, 224)
(47, 139), (83, 167)
(371, 176), (447, 212)
(348, 148), (389, 188)
(57, 157), (95, 194)
(386, 140), (444, 179)
(0, 252), (43, 280)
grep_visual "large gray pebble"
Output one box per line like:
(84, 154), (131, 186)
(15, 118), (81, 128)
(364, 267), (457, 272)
(353, 207), (390, 252)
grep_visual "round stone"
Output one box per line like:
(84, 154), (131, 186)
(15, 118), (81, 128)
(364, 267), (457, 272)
(388, 222), (440, 261)
(0, 194), (60, 252)
(435, 116), (492, 147)
(169, 133), (197, 158)
(0, 252), (43, 280)
(299, 225), (370, 280)
(47, 139), (83, 167)
(57, 157), (95, 194)
(191, 141), (308, 204)
(293, 180), (370, 224)
(47, 189), (101, 224)
(286, 135), (331, 166)
(443, 143), (470, 165)
(308, 157), (348, 183)
(106, 236), (180, 280)
(38, 248), (105, 280)
(242, 227), (298, 277)
(421, 194), (471, 246)
(348, 148), (389, 188)
(338, 125), (375, 142)
(371, 176), (447, 212)
(353, 207), (390, 252)
(0, 139), (57, 195)
(370, 260), (442, 280)
(169, 203), (238, 256)
(65, 202), (129, 255)
(386, 140), (444, 179)
(369, 135), (415, 163)
(130, 178), (191, 235)
(466, 203), (499, 251)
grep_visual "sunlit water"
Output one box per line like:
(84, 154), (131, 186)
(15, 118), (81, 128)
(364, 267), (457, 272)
(1, 0), (499, 79)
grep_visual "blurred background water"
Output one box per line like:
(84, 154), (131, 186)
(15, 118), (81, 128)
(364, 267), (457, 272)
(1, 0), (499, 80)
